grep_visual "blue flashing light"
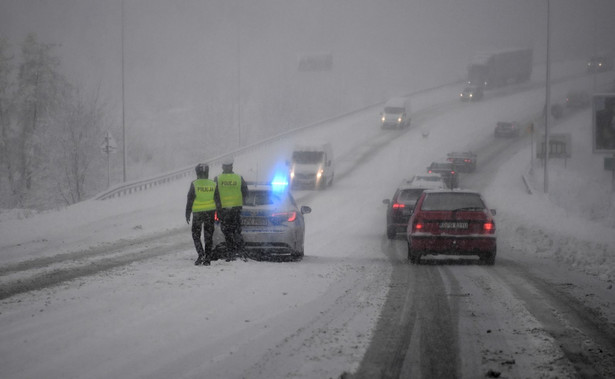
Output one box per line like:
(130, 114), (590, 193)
(271, 173), (289, 193)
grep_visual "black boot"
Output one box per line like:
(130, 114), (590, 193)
(194, 255), (205, 265)
(203, 252), (212, 266)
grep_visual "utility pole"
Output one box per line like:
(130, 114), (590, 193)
(121, 0), (127, 182)
(236, 0), (241, 148)
(543, 0), (551, 194)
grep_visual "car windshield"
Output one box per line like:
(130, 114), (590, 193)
(398, 188), (425, 203)
(292, 151), (323, 164)
(244, 190), (283, 206)
(384, 106), (404, 114)
(420, 192), (485, 211)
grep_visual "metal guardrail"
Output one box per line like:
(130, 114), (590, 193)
(94, 82), (460, 201)
(93, 101), (386, 200)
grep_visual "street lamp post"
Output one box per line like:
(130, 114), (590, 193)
(543, 0), (551, 194)
(236, 1), (241, 148)
(121, 0), (127, 182)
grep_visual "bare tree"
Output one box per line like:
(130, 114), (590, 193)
(51, 87), (106, 204)
(0, 37), (16, 204)
(14, 33), (66, 195)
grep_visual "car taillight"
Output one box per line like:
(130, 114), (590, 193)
(392, 203), (405, 209)
(483, 221), (495, 232)
(464, 159), (471, 162)
(451, 171), (456, 175)
(272, 211), (297, 222)
(428, 170), (433, 174)
(413, 221), (423, 232)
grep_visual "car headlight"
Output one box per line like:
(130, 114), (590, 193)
(397, 117), (402, 123)
(316, 169), (323, 179)
(381, 116), (385, 122)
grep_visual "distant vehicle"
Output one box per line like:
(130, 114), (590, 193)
(466, 48), (533, 89)
(542, 103), (564, 119)
(459, 85), (484, 101)
(212, 182), (311, 261)
(289, 142), (334, 189)
(565, 90), (591, 109)
(407, 173), (447, 188)
(586, 53), (614, 73)
(406, 190), (497, 265)
(446, 151), (477, 172)
(382, 177), (445, 239)
(494, 121), (521, 138)
(380, 97), (411, 129)
(427, 162), (458, 189)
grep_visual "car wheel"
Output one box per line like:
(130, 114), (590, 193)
(292, 251), (304, 262)
(408, 242), (420, 264)
(480, 249), (496, 265)
(407, 242), (415, 263)
(387, 225), (396, 240)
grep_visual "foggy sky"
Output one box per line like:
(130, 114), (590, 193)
(1, 0), (614, 177)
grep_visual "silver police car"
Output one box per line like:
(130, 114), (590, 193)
(212, 181), (311, 261)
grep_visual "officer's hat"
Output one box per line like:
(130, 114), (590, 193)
(222, 156), (234, 166)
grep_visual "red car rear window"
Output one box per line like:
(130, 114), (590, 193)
(420, 193), (485, 211)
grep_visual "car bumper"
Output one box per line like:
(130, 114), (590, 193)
(409, 235), (496, 255)
(381, 122), (404, 128)
(212, 225), (304, 257)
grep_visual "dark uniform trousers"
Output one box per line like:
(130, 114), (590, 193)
(192, 210), (216, 258)
(219, 207), (245, 254)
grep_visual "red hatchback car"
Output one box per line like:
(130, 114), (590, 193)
(407, 190), (497, 265)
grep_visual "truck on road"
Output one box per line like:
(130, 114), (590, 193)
(467, 48), (533, 89)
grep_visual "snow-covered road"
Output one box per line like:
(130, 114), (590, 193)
(1, 62), (615, 378)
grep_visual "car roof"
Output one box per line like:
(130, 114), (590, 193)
(422, 189), (482, 195)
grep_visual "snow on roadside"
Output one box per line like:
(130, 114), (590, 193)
(485, 108), (615, 283)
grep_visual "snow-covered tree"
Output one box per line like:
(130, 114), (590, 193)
(0, 37), (16, 204)
(50, 87), (106, 204)
(14, 33), (67, 195)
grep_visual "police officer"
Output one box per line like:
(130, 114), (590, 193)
(214, 157), (248, 261)
(186, 163), (217, 266)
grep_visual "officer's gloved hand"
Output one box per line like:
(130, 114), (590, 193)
(186, 215), (190, 224)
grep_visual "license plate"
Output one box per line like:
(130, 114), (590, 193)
(439, 222), (468, 229)
(242, 217), (268, 226)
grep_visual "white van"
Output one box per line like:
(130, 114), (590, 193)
(380, 97), (411, 129)
(289, 142), (334, 190)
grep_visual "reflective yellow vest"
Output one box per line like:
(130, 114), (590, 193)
(217, 173), (243, 208)
(192, 179), (216, 212)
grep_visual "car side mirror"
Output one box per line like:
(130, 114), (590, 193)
(491, 209), (496, 215)
(382, 199), (390, 205)
(301, 205), (312, 215)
